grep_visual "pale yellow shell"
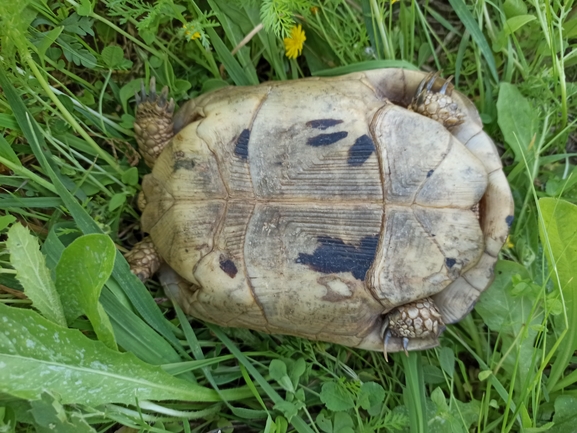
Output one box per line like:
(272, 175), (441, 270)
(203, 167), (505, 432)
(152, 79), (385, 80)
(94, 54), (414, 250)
(141, 69), (514, 352)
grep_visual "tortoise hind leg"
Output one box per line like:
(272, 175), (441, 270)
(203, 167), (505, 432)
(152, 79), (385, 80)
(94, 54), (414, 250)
(408, 72), (466, 129)
(125, 236), (162, 281)
(381, 297), (445, 361)
(134, 77), (176, 167)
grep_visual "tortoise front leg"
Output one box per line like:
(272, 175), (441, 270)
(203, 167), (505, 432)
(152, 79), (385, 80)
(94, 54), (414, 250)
(134, 77), (176, 167)
(381, 297), (445, 361)
(125, 236), (162, 281)
(408, 72), (466, 129)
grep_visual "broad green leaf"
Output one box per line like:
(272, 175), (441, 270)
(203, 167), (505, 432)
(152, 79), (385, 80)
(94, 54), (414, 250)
(319, 381), (354, 412)
(503, 15), (536, 35)
(357, 382), (385, 415)
(119, 78), (142, 113)
(0, 214), (16, 232)
(503, 0), (528, 17)
(332, 412), (354, 433)
(121, 166), (139, 186)
(497, 83), (539, 163)
(101, 45), (124, 69)
(0, 303), (229, 405)
(427, 388), (480, 433)
(6, 223), (66, 327)
(107, 192), (127, 211)
(30, 393), (96, 433)
(55, 234), (117, 349)
(551, 396), (577, 433)
(269, 359), (294, 393)
(539, 198), (577, 391)
(0, 70), (185, 354)
(476, 261), (541, 385)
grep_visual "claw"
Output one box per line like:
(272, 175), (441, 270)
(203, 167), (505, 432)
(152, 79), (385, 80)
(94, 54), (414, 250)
(149, 76), (157, 100)
(159, 86), (169, 107)
(415, 72), (433, 97)
(167, 98), (176, 114)
(425, 71), (440, 93)
(440, 75), (453, 95)
(140, 79), (147, 101)
(381, 317), (392, 362)
(383, 329), (392, 362)
(402, 337), (409, 357)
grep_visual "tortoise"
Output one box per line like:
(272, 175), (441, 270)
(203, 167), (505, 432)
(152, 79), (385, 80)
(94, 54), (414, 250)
(126, 68), (514, 357)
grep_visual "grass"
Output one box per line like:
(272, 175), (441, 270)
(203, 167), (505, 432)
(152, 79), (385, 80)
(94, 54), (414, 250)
(0, 0), (576, 432)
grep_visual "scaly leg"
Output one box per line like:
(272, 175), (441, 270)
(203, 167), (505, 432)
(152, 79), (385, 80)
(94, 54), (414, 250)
(125, 236), (162, 281)
(408, 72), (465, 128)
(134, 77), (176, 167)
(381, 297), (445, 361)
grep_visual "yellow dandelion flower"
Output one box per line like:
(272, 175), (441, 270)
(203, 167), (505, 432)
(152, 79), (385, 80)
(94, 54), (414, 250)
(284, 24), (306, 60)
(505, 235), (514, 249)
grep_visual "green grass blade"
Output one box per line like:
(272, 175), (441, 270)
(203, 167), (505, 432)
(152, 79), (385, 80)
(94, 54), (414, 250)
(539, 198), (577, 392)
(207, 324), (316, 433)
(0, 68), (186, 356)
(448, 0), (499, 82)
(313, 60), (418, 76)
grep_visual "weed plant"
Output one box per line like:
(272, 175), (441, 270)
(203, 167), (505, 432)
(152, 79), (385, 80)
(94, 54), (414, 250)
(0, 0), (576, 432)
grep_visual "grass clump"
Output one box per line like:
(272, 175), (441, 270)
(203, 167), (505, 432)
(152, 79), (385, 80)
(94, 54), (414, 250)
(0, 0), (576, 432)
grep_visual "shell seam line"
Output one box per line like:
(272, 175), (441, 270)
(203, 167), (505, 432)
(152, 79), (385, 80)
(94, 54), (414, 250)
(412, 134), (454, 201)
(245, 87), (271, 197)
(412, 206), (449, 272)
(242, 202), (271, 331)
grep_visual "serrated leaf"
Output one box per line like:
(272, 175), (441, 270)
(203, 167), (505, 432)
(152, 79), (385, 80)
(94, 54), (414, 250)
(58, 34), (97, 68)
(0, 304), (223, 406)
(6, 223), (66, 327)
(101, 45), (125, 69)
(320, 381), (354, 412)
(55, 234), (116, 349)
(539, 198), (577, 391)
(61, 13), (94, 36)
(357, 381), (385, 412)
(497, 82), (539, 163)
